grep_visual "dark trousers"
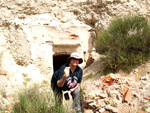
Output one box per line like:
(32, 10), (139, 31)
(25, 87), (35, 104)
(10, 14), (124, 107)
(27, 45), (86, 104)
(71, 88), (81, 110)
(51, 84), (81, 110)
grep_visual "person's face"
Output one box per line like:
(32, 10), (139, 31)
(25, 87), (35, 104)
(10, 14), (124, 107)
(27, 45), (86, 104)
(70, 58), (79, 67)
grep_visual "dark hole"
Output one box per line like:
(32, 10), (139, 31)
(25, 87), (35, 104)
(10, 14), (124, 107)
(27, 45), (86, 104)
(53, 55), (70, 72)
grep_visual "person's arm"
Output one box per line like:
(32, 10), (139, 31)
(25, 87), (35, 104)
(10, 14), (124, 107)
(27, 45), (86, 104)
(57, 73), (69, 87)
(70, 83), (80, 92)
(57, 65), (70, 87)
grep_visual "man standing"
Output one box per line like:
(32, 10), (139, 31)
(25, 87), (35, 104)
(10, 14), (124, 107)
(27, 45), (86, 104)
(51, 52), (83, 113)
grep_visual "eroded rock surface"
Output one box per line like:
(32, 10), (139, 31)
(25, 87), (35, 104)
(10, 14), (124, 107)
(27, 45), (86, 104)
(0, 0), (150, 112)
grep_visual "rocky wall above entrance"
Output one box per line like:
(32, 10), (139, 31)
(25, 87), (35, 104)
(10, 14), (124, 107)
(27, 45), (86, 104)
(24, 25), (95, 77)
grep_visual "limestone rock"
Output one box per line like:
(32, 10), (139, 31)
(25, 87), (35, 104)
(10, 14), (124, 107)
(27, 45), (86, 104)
(0, 76), (8, 92)
(105, 105), (118, 113)
(99, 108), (105, 113)
(0, 0), (150, 112)
(64, 67), (70, 75)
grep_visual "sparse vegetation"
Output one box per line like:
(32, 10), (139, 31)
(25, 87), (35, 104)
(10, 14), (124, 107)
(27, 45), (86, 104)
(11, 84), (70, 113)
(95, 15), (150, 74)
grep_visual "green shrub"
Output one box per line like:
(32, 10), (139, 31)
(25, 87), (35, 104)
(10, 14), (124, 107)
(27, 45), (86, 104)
(95, 15), (150, 73)
(12, 84), (67, 113)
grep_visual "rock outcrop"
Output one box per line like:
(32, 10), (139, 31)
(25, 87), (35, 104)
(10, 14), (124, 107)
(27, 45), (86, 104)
(0, 0), (150, 112)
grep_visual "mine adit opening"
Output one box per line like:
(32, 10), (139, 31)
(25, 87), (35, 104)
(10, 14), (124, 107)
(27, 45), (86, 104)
(53, 54), (70, 72)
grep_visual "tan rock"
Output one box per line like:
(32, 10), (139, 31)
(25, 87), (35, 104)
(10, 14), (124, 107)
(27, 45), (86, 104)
(84, 109), (93, 113)
(97, 93), (108, 99)
(0, 76), (8, 92)
(0, 0), (150, 112)
(105, 105), (118, 113)
(88, 102), (97, 109)
(64, 67), (70, 75)
(99, 108), (105, 113)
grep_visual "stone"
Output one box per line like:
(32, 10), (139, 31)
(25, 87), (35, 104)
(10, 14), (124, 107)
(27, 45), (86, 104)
(0, 70), (7, 75)
(109, 90), (119, 97)
(132, 91), (140, 99)
(123, 89), (132, 103)
(105, 105), (118, 113)
(99, 101), (106, 107)
(104, 98), (111, 104)
(99, 108), (105, 113)
(97, 93), (108, 98)
(146, 107), (150, 113)
(141, 81), (147, 85)
(87, 92), (96, 99)
(95, 99), (106, 107)
(146, 74), (150, 80)
(111, 99), (120, 107)
(86, 99), (94, 104)
(0, 76), (8, 91)
(144, 96), (150, 101)
(112, 84), (120, 90)
(64, 67), (70, 75)
(116, 93), (122, 100)
(140, 76), (147, 80)
(84, 109), (93, 113)
(88, 102), (97, 109)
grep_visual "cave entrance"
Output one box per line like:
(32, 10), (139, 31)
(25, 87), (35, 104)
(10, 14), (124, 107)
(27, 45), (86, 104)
(53, 54), (70, 72)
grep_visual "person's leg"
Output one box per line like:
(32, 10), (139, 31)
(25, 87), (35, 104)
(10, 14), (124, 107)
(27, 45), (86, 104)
(51, 84), (63, 111)
(71, 88), (82, 112)
(54, 89), (63, 104)
(54, 90), (64, 113)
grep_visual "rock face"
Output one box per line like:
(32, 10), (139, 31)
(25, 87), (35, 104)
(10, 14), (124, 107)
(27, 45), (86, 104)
(5, 26), (31, 66)
(0, 0), (150, 112)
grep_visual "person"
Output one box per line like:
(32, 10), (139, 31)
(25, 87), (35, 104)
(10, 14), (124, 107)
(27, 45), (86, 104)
(51, 52), (83, 113)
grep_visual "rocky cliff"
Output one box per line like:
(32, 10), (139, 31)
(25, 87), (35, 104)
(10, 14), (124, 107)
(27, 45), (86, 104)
(0, 0), (150, 112)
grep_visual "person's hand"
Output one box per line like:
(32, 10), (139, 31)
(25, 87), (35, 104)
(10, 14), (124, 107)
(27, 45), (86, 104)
(62, 73), (69, 80)
(69, 89), (74, 93)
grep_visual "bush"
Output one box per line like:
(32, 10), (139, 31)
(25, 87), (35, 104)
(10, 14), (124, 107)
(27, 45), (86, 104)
(12, 84), (68, 113)
(95, 15), (150, 73)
